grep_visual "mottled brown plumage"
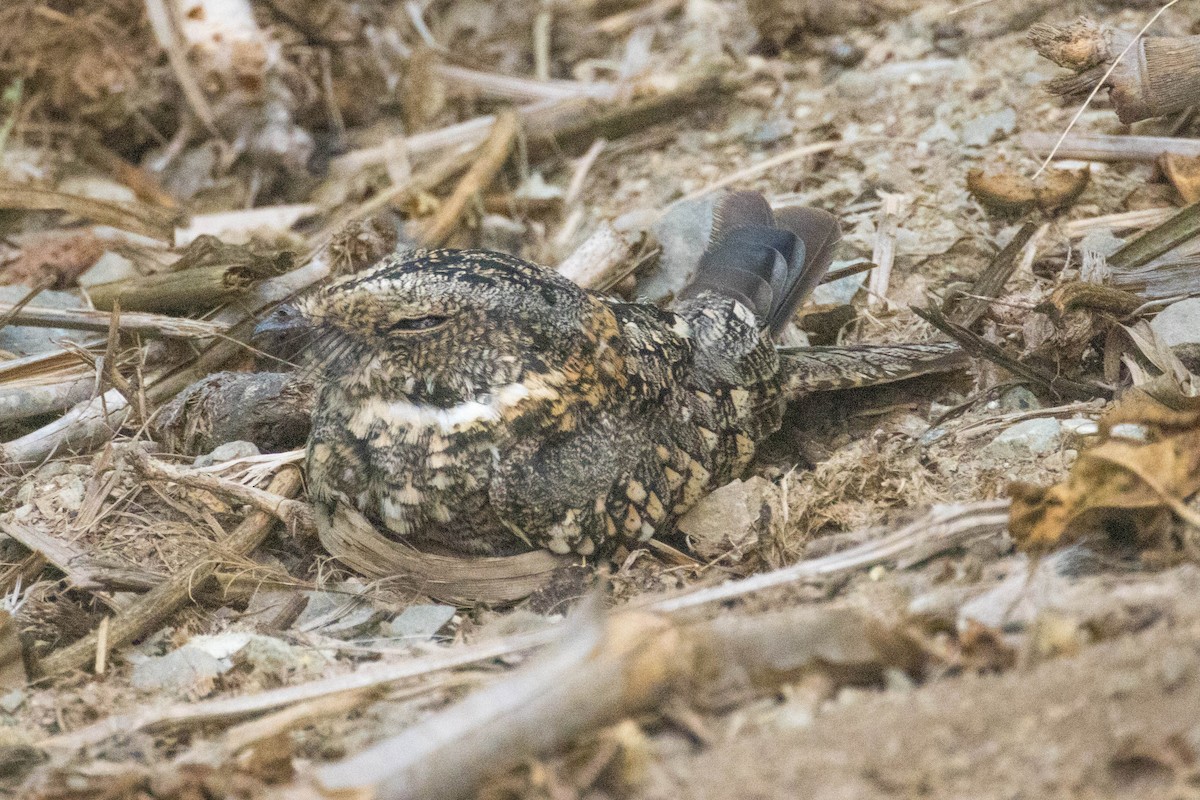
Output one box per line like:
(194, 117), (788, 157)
(261, 192), (963, 557)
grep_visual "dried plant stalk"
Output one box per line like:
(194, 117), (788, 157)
(312, 604), (922, 800)
(1031, 17), (1200, 124)
(556, 223), (642, 290)
(0, 303), (226, 338)
(1021, 132), (1200, 162)
(0, 183), (178, 242)
(420, 108), (519, 247)
(37, 466), (303, 677)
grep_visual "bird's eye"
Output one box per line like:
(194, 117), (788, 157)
(388, 315), (449, 333)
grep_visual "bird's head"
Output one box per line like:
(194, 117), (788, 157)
(255, 249), (599, 403)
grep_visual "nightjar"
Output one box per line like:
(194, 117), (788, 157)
(257, 192), (962, 557)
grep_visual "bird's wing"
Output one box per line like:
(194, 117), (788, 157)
(677, 191), (841, 336)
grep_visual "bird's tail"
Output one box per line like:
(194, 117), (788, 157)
(677, 191), (841, 337)
(778, 342), (969, 396)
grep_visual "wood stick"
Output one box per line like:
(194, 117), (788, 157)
(914, 304), (1105, 400)
(868, 193), (903, 309)
(128, 448), (313, 531)
(0, 183), (179, 243)
(556, 222), (642, 290)
(950, 222), (1038, 327)
(332, 70), (735, 176)
(1030, 17), (1200, 124)
(43, 624), (563, 751)
(0, 303), (227, 338)
(1021, 132), (1200, 163)
(312, 604), (922, 800)
(434, 66), (617, 103)
(1108, 201), (1200, 271)
(0, 522), (128, 604)
(420, 108), (519, 247)
(647, 500), (1010, 614)
(0, 250), (333, 472)
(36, 466), (302, 677)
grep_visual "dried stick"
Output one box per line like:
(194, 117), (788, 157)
(333, 70), (735, 176)
(914, 304), (1105, 400)
(0, 183), (178, 242)
(420, 108), (519, 247)
(675, 136), (903, 204)
(1021, 132), (1200, 163)
(0, 303), (227, 339)
(44, 499), (1004, 754)
(143, 0), (220, 137)
(1108, 201), (1200, 271)
(1029, 4), (1180, 174)
(648, 500), (1011, 614)
(1030, 12), (1196, 125)
(0, 522), (128, 605)
(128, 447), (313, 531)
(436, 65), (616, 102)
(0, 251), (332, 471)
(44, 624), (562, 751)
(868, 193), (903, 309)
(950, 222), (1038, 327)
(556, 223), (642, 290)
(37, 466), (303, 677)
(312, 604), (922, 800)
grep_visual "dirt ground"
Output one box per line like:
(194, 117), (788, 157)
(648, 611), (1200, 800)
(0, 0), (1199, 798)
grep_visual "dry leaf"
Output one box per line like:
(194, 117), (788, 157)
(1009, 427), (1200, 551)
(966, 164), (1089, 215)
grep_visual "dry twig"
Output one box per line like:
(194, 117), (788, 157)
(37, 466), (303, 677)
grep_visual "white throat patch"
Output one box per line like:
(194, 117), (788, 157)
(348, 381), (533, 438)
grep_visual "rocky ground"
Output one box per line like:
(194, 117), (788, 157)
(0, 0), (1198, 797)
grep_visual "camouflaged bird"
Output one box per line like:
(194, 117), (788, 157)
(258, 192), (963, 557)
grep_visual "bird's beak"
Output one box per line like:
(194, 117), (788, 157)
(253, 304), (314, 366)
(253, 303), (306, 341)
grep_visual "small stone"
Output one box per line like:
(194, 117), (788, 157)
(676, 476), (781, 560)
(514, 172), (564, 201)
(1077, 228), (1124, 258)
(479, 215), (526, 256)
(982, 417), (1061, 459)
(918, 120), (958, 144)
(130, 646), (226, 697)
(1062, 417), (1099, 437)
(78, 252), (139, 288)
(748, 118), (794, 146)
(0, 287), (90, 356)
(0, 689), (25, 713)
(52, 476), (86, 513)
(641, 195), (720, 304)
(960, 108), (1017, 147)
(294, 581), (385, 639)
(824, 37), (864, 67)
(1150, 297), (1200, 367)
(386, 604), (457, 640)
(194, 440), (260, 467)
(1109, 423), (1150, 442)
(236, 635), (327, 681)
(809, 264), (867, 306)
